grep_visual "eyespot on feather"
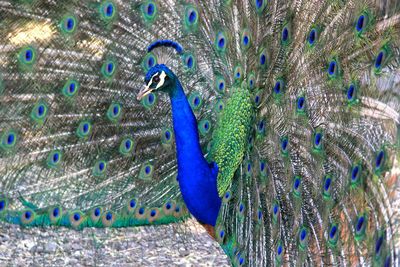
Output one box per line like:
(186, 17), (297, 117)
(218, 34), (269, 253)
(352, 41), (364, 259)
(102, 211), (115, 227)
(49, 206), (63, 223)
(90, 207), (103, 222)
(21, 210), (36, 225)
(69, 211), (85, 228)
(163, 200), (176, 215)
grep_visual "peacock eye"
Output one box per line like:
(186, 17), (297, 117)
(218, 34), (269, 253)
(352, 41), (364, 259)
(153, 76), (160, 83)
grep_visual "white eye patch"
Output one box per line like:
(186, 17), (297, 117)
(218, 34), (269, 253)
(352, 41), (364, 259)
(155, 71), (167, 89)
(146, 71), (167, 90)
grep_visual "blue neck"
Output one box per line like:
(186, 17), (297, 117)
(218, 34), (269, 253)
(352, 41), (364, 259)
(169, 79), (221, 226)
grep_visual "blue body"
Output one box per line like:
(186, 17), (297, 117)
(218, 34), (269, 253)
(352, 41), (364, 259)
(168, 79), (221, 226)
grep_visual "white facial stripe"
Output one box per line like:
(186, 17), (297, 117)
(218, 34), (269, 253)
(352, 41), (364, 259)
(155, 71), (167, 89)
(145, 79), (152, 89)
(146, 72), (159, 89)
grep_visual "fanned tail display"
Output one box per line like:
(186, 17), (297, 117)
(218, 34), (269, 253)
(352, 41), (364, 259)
(0, 0), (399, 266)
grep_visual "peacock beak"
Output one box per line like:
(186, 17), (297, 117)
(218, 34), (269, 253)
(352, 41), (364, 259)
(137, 85), (153, 101)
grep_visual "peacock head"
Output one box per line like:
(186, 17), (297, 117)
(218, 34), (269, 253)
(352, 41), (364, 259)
(137, 40), (184, 101)
(137, 64), (176, 100)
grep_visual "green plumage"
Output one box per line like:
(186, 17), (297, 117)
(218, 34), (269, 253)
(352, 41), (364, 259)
(210, 87), (253, 196)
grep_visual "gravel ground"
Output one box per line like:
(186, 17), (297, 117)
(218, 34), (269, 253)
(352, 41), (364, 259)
(0, 219), (230, 266)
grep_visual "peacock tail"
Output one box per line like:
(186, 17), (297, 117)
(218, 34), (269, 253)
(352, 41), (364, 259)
(0, 0), (399, 266)
(0, 0), (196, 230)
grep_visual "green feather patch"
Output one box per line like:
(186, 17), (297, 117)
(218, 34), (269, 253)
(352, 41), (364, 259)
(101, 211), (115, 227)
(161, 127), (174, 146)
(30, 100), (49, 125)
(214, 75), (227, 94)
(99, 1), (117, 23)
(18, 46), (37, 70)
(59, 14), (78, 35)
(119, 137), (134, 156)
(210, 87), (253, 196)
(142, 52), (158, 72)
(1, 130), (18, 151)
(92, 160), (107, 177)
(188, 92), (202, 111)
(62, 79), (80, 98)
(215, 31), (229, 53)
(0, 198), (8, 214)
(106, 103), (122, 122)
(20, 210), (36, 225)
(49, 207), (63, 224)
(139, 162), (154, 180)
(69, 211), (85, 229)
(101, 58), (118, 79)
(76, 121), (92, 139)
(141, 0), (157, 24)
(183, 4), (199, 32)
(46, 150), (63, 168)
(373, 44), (392, 75)
(198, 119), (212, 136)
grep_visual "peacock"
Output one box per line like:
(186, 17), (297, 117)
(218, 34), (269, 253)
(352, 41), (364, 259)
(0, 0), (399, 266)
